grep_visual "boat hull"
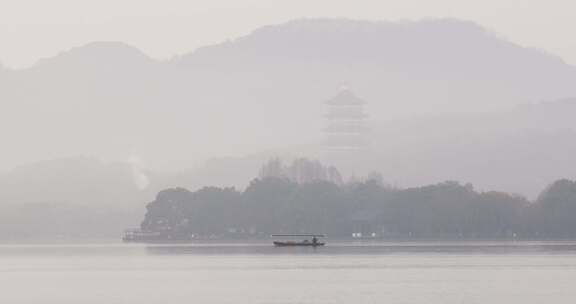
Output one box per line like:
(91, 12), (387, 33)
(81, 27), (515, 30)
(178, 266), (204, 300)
(273, 241), (325, 247)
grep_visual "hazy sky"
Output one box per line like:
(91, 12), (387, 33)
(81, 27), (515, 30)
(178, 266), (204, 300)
(1, 0), (576, 68)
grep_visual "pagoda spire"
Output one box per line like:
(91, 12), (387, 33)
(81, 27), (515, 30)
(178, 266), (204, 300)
(324, 86), (369, 150)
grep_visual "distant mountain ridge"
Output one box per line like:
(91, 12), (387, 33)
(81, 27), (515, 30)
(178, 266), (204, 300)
(32, 42), (156, 68)
(179, 19), (562, 66)
(1, 18), (576, 172)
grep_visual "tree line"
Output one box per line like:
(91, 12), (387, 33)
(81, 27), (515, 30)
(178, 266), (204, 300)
(140, 173), (576, 240)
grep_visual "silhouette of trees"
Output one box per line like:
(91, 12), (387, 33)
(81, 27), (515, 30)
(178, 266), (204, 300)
(259, 158), (343, 185)
(528, 179), (576, 238)
(141, 186), (241, 239)
(139, 177), (576, 240)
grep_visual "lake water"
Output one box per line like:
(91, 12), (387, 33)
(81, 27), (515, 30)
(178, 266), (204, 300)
(2, 241), (576, 303)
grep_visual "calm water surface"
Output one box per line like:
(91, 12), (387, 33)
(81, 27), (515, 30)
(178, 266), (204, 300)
(2, 241), (576, 303)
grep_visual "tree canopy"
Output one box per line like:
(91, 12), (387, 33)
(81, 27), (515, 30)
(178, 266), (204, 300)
(139, 175), (576, 240)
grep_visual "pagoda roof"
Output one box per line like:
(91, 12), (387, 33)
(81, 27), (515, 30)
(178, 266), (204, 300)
(326, 88), (366, 105)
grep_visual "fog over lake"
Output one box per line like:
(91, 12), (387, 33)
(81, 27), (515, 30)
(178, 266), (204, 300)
(2, 242), (576, 304)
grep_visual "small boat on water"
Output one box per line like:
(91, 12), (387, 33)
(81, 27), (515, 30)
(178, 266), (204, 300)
(273, 240), (325, 247)
(272, 234), (326, 247)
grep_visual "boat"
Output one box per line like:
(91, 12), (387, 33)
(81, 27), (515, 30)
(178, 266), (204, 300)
(272, 240), (325, 247)
(271, 234), (326, 247)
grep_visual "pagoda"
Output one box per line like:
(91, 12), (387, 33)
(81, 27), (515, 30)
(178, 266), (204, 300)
(324, 87), (368, 150)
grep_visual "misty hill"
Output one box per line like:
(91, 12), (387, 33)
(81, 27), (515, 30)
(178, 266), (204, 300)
(365, 98), (576, 197)
(0, 156), (152, 205)
(0, 157), (151, 240)
(151, 97), (576, 199)
(2, 18), (576, 171)
(180, 19), (575, 107)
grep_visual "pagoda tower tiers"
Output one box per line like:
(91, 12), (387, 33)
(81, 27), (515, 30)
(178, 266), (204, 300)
(324, 87), (368, 150)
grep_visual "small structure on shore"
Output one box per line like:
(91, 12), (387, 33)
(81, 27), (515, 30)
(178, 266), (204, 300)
(122, 229), (166, 243)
